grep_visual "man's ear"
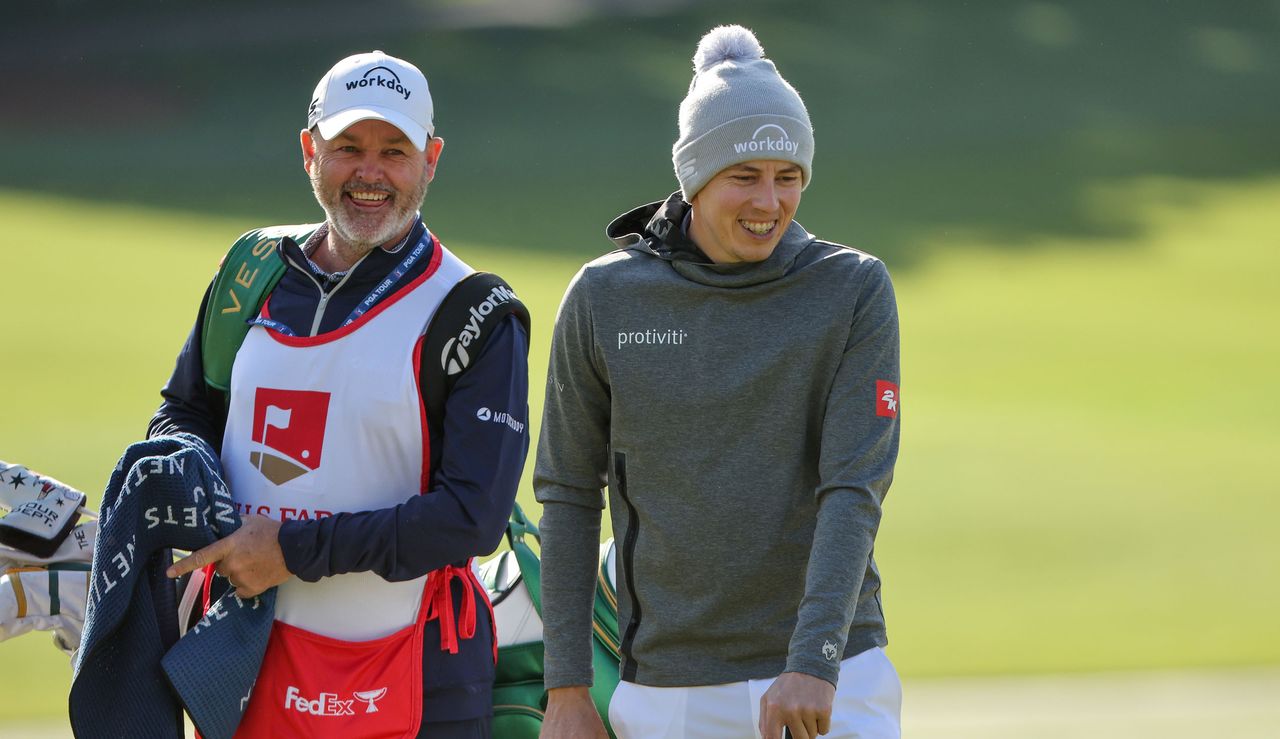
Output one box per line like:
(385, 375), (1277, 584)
(300, 129), (317, 174)
(423, 136), (444, 183)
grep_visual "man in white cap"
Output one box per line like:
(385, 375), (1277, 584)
(535, 26), (902, 739)
(156, 50), (530, 737)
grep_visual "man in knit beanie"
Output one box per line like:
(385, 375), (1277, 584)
(536, 24), (903, 739)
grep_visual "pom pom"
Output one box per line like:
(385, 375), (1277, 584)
(692, 25), (765, 72)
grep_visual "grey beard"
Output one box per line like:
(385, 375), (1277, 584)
(311, 168), (430, 254)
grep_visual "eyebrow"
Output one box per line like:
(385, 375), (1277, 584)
(727, 164), (803, 174)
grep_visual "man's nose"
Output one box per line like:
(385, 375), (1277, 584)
(751, 181), (780, 211)
(354, 151), (385, 181)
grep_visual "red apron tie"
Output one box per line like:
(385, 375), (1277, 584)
(424, 562), (477, 654)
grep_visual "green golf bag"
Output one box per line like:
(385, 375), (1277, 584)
(480, 504), (620, 737)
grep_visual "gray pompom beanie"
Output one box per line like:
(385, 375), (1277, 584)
(672, 25), (814, 200)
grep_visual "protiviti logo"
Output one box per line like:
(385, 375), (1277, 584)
(733, 124), (799, 156)
(346, 66), (412, 100)
(617, 328), (687, 350)
(249, 388), (331, 485)
(440, 284), (519, 376)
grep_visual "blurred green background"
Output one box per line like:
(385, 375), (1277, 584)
(2, 0), (1278, 731)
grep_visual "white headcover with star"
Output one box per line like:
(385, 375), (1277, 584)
(0, 461), (89, 558)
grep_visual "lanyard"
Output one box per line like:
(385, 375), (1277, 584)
(249, 228), (432, 337)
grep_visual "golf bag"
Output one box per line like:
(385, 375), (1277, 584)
(479, 503), (621, 737)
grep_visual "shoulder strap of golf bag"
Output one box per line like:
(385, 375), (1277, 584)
(201, 224), (318, 392)
(419, 272), (531, 436)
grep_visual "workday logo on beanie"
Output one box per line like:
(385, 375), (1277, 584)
(672, 25), (814, 200)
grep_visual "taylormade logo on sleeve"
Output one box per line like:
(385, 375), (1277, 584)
(440, 284), (519, 375)
(345, 66), (413, 100)
(733, 124), (799, 155)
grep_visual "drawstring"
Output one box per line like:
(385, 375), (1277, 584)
(424, 563), (477, 654)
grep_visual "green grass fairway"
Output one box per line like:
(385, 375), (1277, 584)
(2, 176), (1278, 723)
(880, 176), (1280, 676)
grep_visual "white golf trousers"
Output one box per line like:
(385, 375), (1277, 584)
(607, 646), (902, 738)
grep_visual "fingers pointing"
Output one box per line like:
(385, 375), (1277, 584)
(166, 538), (231, 579)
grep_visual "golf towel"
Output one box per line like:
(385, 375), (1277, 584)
(69, 434), (276, 739)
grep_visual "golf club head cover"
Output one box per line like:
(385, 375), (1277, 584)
(1, 520), (97, 570)
(0, 461), (87, 559)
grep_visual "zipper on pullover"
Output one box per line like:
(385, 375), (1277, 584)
(614, 450), (644, 682)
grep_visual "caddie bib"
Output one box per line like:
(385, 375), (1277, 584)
(221, 234), (476, 737)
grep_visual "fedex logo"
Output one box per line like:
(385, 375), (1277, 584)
(283, 686), (387, 716)
(249, 388), (331, 485)
(284, 686), (354, 716)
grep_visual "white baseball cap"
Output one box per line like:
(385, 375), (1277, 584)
(306, 50), (434, 150)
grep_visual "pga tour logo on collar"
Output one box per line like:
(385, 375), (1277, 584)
(346, 65), (413, 101)
(875, 380), (899, 419)
(284, 685), (388, 716)
(733, 124), (799, 156)
(440, 284), (519, 376)
(250, 388), (331, 485)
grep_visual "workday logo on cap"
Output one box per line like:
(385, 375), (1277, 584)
(345, 65), (412, 100)
(308, 50), (434, 150)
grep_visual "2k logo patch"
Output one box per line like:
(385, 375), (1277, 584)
(876, 380), (899, 419)
(250, 388), (331, 485)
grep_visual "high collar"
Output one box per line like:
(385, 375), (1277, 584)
(605, 191), (816, 288)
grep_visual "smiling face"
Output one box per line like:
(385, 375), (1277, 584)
(687, 160), (803, 265)
(301, 119), (443, 268)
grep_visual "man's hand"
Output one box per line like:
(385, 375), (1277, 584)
(759, 671), (835, 739)
(166, 514), (289, 599)
(541, 686), (608, 739)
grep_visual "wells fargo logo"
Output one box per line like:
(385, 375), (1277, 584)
(250, 388), (331, 485)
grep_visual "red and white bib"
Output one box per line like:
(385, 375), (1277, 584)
(221, 239), (474, 737)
